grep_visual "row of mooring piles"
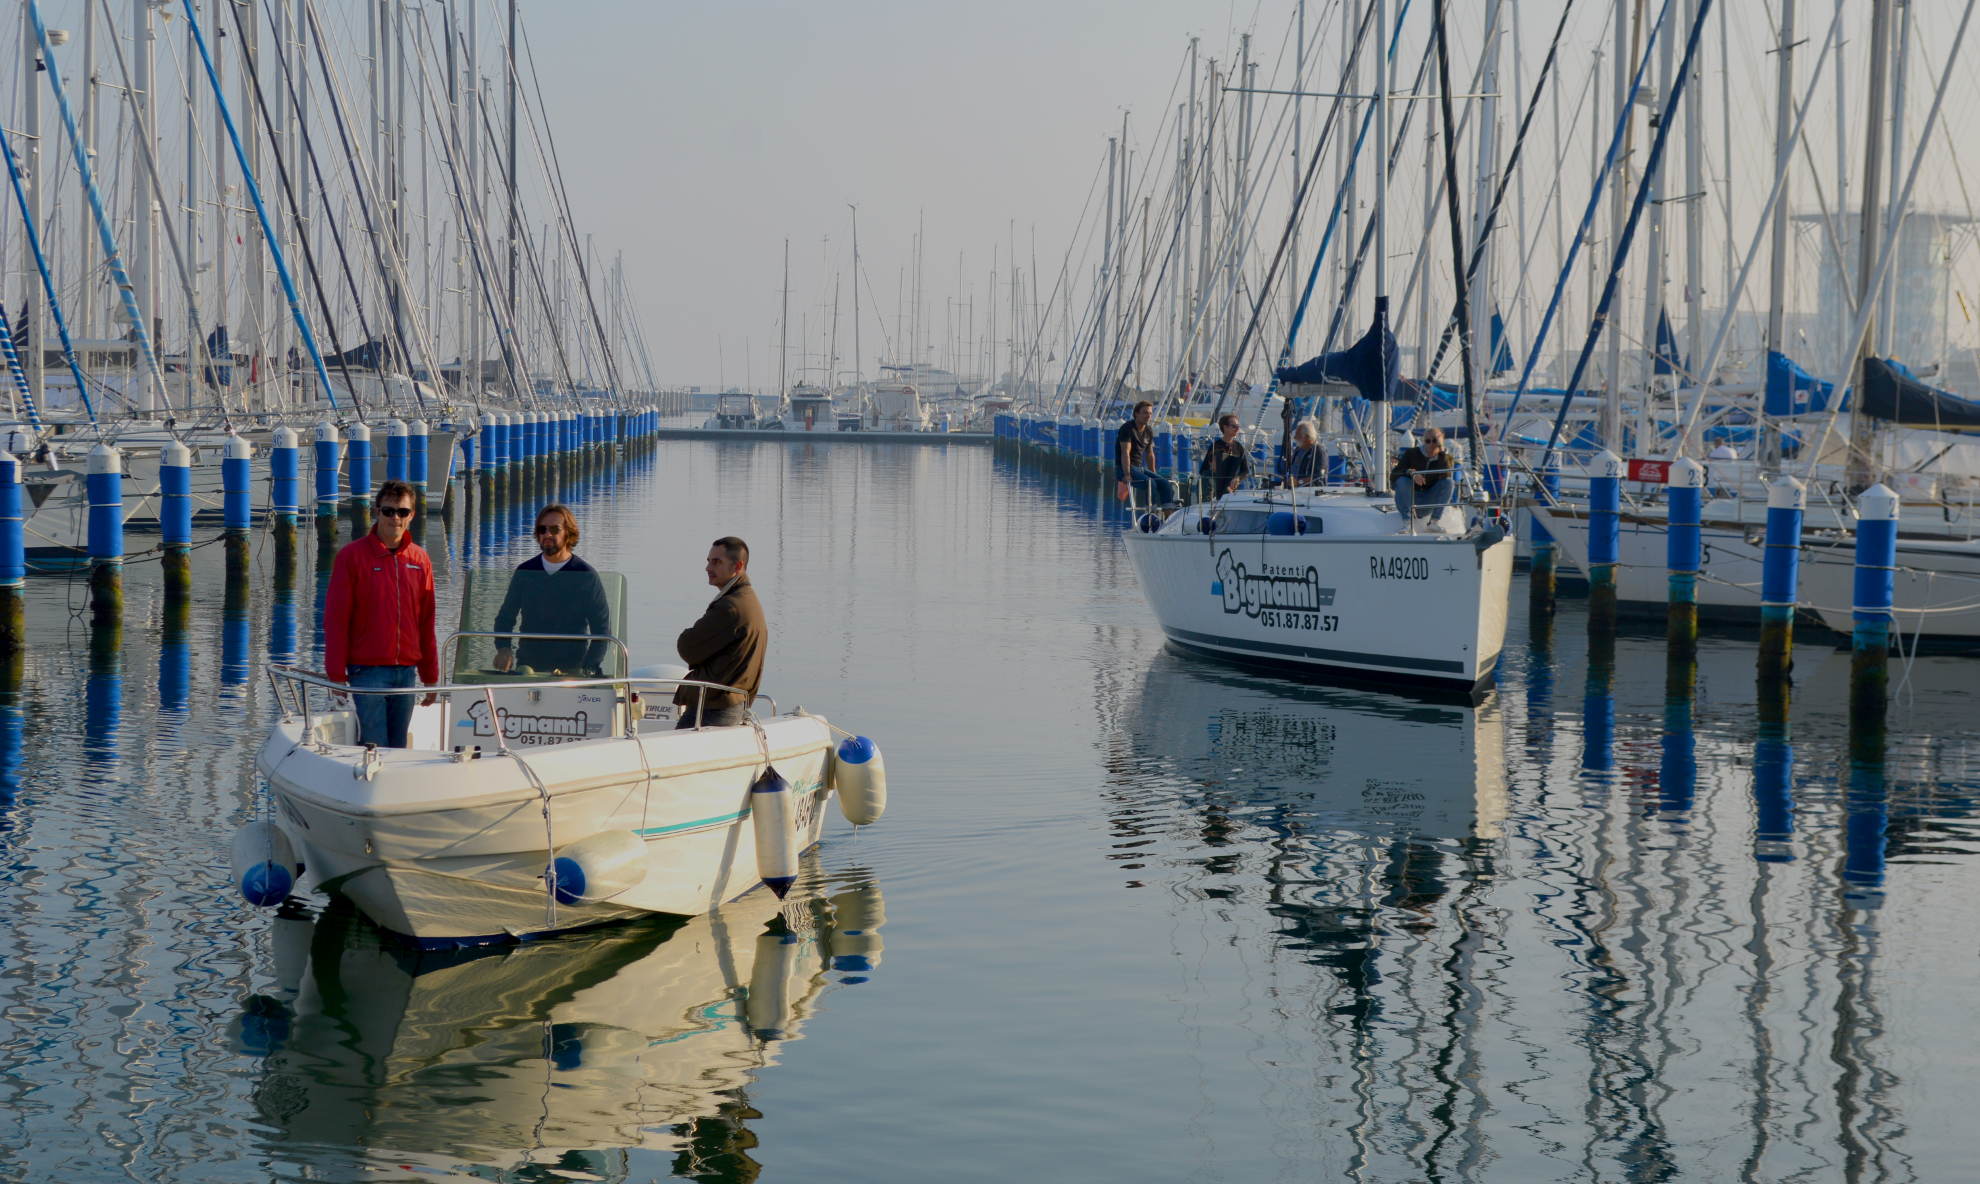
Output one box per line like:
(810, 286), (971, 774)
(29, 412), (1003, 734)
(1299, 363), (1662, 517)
(2, 405), (662, 669)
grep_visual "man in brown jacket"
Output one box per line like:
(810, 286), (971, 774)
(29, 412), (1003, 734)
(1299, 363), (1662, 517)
(675, 536), (767, 728)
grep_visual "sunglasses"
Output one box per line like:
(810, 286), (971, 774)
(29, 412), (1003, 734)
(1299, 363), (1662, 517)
(534, 524), (563, 535)
(375, 504), (413, 519)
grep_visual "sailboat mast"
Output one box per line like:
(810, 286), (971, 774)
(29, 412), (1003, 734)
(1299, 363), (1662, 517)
(1370, 0), (1390, 494)
(1847, 0), (1896, 491)
(779, 238), (789, 399)
(850, 204), (862, 392)
(1764, 0), (1796, 468)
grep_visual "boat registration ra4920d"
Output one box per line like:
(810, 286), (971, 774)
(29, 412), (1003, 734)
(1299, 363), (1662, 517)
(233, 569), (888, 945)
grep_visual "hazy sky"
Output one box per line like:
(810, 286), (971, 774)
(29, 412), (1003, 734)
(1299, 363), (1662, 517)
(527, 1), (1267, 389)
(521, 0), (1980, 391)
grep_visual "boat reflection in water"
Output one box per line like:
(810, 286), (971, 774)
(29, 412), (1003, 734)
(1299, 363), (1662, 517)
(244, 868), (886, 1182)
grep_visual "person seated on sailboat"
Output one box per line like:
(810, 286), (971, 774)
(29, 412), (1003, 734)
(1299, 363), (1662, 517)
(1200, 414), (1253, 498)
(1391, 426), (1456, 521)
(1115, 400), (1177, 509)
(1284, 419), (1324, 488)
(1708, 441), (1739, 460)
(675, 536), (767, 730)
(492, 503), (611, 676)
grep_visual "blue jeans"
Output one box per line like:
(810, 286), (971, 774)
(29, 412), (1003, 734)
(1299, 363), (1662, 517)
(1125, 466), (1177, 507)
(1395, 476), (1454, 520)
(676, 703), (749, 729)
(347, 664), (418, 748)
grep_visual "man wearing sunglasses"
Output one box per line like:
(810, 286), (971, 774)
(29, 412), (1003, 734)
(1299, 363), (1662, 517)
(492, 503), (611, 676)
(324, 479), (439, 748)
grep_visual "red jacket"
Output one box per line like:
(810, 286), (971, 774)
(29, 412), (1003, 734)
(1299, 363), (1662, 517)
(323, 532), (440, 685)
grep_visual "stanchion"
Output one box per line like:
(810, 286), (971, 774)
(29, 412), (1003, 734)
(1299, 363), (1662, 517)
(87, 443), (123, 625)
(409, 420), (429, 513)
(1757, 476), (1804, 679)
(1849, 484), (1899, 725)
(346, 421), (373, 507)
(271, 425), (300, 562)
(1586, 450), (1623, 632)
(224, 432), (252, 579)
(0, 451), (22, 655)
(386, 418), (409, 485)
(161, 440), (194, 598)
(1665, 457), (1703, 657)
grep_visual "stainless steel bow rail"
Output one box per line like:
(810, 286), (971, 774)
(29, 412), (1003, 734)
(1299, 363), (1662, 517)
(262, 661), (777, 741)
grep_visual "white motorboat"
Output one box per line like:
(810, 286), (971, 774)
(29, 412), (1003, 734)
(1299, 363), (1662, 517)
(868, 382), (931, 431)
(248, 875), (885, 1174)
(1122, 486), (1516, 692)
(240, 570), (888, 944)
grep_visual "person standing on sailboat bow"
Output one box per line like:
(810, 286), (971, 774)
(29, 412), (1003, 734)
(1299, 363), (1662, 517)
(1392, 426), (1456, 520)
(1199, 414), (1253, 497)
(675, 537), (767, 729)
(1115, 401), (1177, 508)
(492, 504), (611, 676)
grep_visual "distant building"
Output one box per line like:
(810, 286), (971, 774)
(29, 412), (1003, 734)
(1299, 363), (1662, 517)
(1793, 210), (1976, 375)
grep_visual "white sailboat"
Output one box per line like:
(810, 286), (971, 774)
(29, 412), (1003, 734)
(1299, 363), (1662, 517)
(1125, 487), (1514, 690)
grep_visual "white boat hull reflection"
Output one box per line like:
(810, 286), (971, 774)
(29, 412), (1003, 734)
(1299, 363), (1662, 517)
(1121, 651), (1507, 845)
(247, 872), (886, 1179)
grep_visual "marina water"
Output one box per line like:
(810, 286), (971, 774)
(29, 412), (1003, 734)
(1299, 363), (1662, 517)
(0, 439), (1975, 1181)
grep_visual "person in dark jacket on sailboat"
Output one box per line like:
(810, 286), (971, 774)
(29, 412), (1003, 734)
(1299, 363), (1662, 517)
(675, 537), (767, 729)
(1199, 414), (1253, 497)
(1114, 400), (1177, 508)
(1285, 419), (1324, 487)
(1392, 426), (1456, 520)
(493, 503), (612, 675)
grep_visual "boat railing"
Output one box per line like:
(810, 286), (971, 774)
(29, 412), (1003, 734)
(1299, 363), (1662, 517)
(261, 662), (778, 747)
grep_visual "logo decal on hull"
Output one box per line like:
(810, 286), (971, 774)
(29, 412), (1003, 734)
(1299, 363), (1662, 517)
(1214, 550), (1336, 617)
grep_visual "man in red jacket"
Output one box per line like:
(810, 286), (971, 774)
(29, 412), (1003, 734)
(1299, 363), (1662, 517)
(324, 479), (439, 748)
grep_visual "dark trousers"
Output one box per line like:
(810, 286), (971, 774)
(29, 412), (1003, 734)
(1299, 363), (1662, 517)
(347, 664), (418, 748)
(676, 702), (749, 729)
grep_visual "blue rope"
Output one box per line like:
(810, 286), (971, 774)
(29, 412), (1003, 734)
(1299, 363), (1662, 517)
(29, 2), (173, 415)
(0, 123), (99, 429)
(1498, 0), (1675, 441)
(0, 299), (42, 430)
(182, 0), (342, 414)
(1539, 0), (1717, 472)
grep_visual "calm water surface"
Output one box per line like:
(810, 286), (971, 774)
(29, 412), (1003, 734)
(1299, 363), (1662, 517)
(0, 440), (1975, 1182)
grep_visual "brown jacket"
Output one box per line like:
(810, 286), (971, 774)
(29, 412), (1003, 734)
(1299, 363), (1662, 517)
(674, 575), (767, 711)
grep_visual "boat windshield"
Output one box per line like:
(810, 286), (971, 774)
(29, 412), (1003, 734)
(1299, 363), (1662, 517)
(449, 567), (630, 682)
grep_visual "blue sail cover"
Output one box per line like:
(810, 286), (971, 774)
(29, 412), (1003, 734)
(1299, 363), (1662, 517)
(1861, 356), (1980, 429)
(1652, 307), (1686, 377)
(322, 338), (396, 371)
(203, 324), (233, 388)
(1489, 308), (1516, 375)
(1275, 296), (1400, 402)
(1764, 350), (1843, 416)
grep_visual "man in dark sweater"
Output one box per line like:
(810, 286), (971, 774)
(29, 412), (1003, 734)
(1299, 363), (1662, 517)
(1199, 413), (1253, 497)
(493, 503), (612, 675)
(1114, 400), (1177, 508)
(675, 536), (767, 729)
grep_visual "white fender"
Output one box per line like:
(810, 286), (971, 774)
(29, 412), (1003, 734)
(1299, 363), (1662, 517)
(550, 829), (648, 905)
(231, 821), (299, 908)
(831, 735), (887, 826)
(751, 767), (798, 899)
(744, 926), (800, 1040)
(827, 884), (886, 977)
